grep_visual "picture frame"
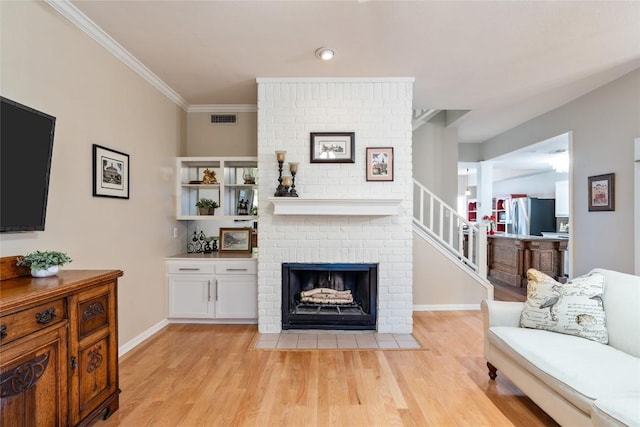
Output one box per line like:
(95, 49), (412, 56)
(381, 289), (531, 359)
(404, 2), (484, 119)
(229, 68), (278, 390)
(366, 147), (394, 181)
(588, 173), (615, 211)
(219, 227), (253, 253)
(92, 144), (130, 199)
(310, 132), (355, 163)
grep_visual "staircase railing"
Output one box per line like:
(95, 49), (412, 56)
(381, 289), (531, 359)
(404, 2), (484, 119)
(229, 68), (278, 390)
(413, 179), (487, 279)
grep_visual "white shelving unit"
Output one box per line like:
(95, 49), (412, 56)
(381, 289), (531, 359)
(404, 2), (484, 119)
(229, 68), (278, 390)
(176, 157), (258, 221)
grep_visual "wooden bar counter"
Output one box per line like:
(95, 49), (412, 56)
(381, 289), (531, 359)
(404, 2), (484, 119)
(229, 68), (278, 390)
(487, 233), (568, 287)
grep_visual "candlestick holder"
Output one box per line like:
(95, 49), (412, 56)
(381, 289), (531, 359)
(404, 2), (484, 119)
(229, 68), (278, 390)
(274, 151), (287, 197)
(289, 171), (299, 197)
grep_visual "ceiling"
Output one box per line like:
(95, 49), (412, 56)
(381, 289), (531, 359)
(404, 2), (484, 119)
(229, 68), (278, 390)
(68, 1), (639, 143)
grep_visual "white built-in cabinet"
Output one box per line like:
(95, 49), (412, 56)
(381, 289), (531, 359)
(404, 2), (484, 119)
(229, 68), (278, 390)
(176, 157), (258, 220)
(166, 258), (257, 321)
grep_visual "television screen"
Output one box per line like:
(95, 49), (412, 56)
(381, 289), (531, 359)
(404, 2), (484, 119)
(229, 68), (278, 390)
(1, 97), (56, 232)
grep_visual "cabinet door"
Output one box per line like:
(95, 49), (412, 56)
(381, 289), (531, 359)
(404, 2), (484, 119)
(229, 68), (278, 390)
(214, 275), (257, 319)
(0, 325), (68, 427)
(68, 282), (119, 425)
(168, 275), (214, 318)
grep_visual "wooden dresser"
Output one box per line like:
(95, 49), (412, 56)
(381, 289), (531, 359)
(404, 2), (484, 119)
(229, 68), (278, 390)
(0, 264), (123, 427)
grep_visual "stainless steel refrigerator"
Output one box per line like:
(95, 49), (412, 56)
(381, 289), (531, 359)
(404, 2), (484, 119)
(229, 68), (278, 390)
(507, 197), (556, 236)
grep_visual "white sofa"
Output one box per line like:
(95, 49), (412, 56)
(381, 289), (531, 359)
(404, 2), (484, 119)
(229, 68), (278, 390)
(482, 268), (640, 426)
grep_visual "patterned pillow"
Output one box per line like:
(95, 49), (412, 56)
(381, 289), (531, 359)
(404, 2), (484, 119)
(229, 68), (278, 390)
(520, 269), (608, 344)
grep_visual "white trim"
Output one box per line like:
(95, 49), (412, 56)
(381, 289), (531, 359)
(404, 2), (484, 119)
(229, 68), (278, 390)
(188, 104), (257, 113)
(256, 77), (415, 84)
(413, 304), (480, 311)
(269, 197), (403, 216)
(634, 137), (640, 275)
(45, 0), (189, 111)
(118, 318), (169, 357)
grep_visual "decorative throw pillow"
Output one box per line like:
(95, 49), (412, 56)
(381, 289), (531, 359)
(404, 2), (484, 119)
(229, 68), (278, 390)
(520, 269), (608, 344)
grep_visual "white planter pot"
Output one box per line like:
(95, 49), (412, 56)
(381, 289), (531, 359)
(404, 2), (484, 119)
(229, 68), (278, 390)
(31, 265), (59, 277)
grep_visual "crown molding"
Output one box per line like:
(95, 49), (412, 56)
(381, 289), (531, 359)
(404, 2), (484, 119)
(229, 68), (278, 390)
(187, 104), (257, 113)
(256, 77), (415, 84)
(45, 0), (189, 111)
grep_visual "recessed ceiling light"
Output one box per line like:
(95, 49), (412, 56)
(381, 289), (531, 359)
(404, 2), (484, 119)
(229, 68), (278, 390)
(315, 47), (335, 61)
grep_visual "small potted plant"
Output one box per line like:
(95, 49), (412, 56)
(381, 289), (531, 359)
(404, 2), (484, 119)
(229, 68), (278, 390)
(16, 250), (72, 277)
(195, 198), (219, 215)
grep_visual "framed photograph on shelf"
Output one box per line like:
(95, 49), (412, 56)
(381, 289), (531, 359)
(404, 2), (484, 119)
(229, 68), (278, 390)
(219, 227), (252, 253)
(366, 147), (394, 181)
(92, 144), (130, 199)
(310, 132), (355, 163)
(588, 173), (615, 211)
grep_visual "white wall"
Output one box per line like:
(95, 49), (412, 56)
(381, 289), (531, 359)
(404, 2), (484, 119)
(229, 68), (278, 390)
(481, 69), (640, 275)
(256, 78), (414, 333)
(493, 171), (568, 198)
(0, 1), (185, 345)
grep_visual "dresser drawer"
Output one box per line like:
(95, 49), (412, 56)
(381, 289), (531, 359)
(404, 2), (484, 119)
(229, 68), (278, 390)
(167, 262), (215, 275)
(216, 260), (257, 275)
(0, 298), (66, 345)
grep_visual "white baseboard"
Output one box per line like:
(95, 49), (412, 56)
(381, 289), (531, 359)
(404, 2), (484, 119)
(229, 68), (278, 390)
(413, 304), (480, 311)
(119, 318), (169, 358)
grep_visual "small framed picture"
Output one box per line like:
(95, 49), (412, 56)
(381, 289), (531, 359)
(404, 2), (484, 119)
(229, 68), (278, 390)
(310, 132), (355, 163)
(588, 173), (615, 211)
(366, 147), (394, 181)
(93, 144), (130, 199)
(219, 227), (253, 253)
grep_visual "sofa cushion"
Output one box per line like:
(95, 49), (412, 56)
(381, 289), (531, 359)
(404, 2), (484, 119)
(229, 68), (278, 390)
(591, 394), (640, 427)
(489, 326), (640, 414)
(520, 269), (608, 344)
(592, 268), (640, 358)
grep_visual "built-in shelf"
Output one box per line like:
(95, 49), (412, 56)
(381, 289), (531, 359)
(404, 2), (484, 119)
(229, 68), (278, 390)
(269, 197), (403, 216)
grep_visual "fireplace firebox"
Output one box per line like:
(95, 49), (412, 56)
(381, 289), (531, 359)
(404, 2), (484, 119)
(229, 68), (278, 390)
(282, 263), (378, 330)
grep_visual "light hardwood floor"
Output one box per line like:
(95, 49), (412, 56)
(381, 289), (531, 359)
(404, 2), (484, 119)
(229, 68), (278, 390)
(94, 311), (558, 426)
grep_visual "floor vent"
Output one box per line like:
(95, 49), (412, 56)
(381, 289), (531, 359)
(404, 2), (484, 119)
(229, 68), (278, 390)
(210, 114), (237, 124)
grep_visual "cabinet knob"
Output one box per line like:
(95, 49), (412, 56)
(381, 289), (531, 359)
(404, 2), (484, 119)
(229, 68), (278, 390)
(0, 324), (6, 339)
(71, 356), (78, 369)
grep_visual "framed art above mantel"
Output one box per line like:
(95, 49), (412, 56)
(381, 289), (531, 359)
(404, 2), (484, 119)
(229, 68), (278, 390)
(310, 132), (355, 163)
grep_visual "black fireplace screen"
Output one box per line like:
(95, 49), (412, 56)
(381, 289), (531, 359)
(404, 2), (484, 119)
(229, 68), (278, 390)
(281, 263), (378, 330)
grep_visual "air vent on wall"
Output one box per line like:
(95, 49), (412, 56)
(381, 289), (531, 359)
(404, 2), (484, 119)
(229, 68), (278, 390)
(210, 114), (237, 124)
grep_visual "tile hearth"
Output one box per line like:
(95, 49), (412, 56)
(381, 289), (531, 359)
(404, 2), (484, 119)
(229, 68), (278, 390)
(253, 332), (422, 350)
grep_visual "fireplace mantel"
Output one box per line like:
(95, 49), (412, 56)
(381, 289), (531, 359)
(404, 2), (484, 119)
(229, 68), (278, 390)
(269, 197), (402, 216)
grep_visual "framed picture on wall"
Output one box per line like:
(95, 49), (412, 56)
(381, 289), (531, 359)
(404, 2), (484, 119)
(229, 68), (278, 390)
(588, 173), (615, 211)
(310, 132), (355, 163)
(366, 147), (394, 181)
(92, 144), (130, 199)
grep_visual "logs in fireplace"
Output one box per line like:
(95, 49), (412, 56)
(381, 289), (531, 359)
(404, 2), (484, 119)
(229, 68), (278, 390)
(281, 263), (378, 330)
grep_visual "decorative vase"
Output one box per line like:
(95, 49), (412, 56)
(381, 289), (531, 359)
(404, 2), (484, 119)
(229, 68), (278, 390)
(31, 265), (59, 277)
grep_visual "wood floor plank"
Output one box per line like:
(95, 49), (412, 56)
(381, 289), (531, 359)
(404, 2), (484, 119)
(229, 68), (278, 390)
(95, 312), (559, 427)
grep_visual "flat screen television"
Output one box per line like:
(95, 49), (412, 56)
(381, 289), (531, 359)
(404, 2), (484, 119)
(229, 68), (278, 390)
(1, 97), (56, 232)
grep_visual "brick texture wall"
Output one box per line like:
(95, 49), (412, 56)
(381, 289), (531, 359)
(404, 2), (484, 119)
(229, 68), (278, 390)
(256, 78), (414, 333)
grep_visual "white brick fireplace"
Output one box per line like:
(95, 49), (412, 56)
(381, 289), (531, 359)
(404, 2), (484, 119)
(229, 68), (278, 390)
(256, 77), (414, 333)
